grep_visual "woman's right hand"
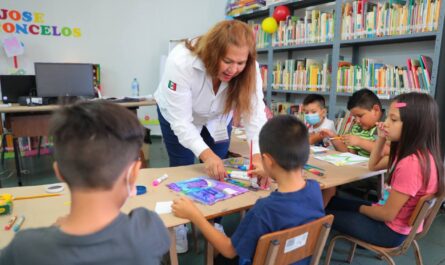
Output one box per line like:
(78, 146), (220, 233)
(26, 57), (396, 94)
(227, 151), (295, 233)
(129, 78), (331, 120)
(200, 149), (227, 181)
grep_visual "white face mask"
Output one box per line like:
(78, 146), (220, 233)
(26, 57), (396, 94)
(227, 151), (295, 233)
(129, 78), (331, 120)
(125, 165), (137, 199)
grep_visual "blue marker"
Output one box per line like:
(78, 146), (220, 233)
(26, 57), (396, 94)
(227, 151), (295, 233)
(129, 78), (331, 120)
(13, 215), (25, 232)
(238, 165), (248, 171)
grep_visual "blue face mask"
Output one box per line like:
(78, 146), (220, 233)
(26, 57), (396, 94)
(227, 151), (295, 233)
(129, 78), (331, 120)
(305, 113), (321, 125)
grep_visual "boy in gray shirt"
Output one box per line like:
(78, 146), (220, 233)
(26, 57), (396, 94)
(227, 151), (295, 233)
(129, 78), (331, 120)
(0, 101), (170, 265)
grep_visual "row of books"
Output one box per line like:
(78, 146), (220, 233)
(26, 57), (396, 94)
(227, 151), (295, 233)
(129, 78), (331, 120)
(270, 101), (305, 120)
(270, 102), (356, 136)
(342, 0), (441, 40)
(249, 22), (271, 49)
(260, 65), (268, 91)
(334, 110), (355, 135)
(336, 55), (432, 96)
(272, 10), (335, 47)
(271, 57), (332, 92)
(226, 0), (266, 17)
(2, 135), (52, 153)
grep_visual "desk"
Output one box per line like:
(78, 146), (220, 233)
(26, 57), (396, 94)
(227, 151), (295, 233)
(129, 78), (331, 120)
(0, 100), (156, 186)
(229, 130), (385, 189)
(0, 157), (384, 265)
(0, 164), (272, 265)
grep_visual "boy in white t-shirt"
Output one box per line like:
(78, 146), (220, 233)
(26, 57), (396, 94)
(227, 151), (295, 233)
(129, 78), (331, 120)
(303, 94), (336, 146)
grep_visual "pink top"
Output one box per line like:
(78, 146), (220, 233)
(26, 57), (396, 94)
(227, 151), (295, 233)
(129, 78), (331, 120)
(385, 153), (438, 235)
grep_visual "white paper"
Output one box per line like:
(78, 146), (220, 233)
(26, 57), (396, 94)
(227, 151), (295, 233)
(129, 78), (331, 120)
(314, 152), (369, 166)
(310, 146), (329, 153)
(155, 201), (173, 214)
(206, 113), (233, 143)
(2, 36), (24, 57)
(223, 188), (237, 195)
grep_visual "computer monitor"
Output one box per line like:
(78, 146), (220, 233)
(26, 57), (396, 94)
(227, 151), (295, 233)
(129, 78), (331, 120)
(35, 63), (95, 98)
(0, 75), (36, 103)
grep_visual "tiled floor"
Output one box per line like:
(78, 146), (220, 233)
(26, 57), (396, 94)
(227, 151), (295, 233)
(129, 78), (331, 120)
(1, 136), (444, 264)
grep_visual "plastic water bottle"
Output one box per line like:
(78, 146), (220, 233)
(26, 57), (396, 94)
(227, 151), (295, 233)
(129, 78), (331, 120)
(131, 78), (139, 97)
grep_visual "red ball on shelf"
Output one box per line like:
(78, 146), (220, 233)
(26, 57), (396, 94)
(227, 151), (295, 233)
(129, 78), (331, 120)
(273, 5), (290, 22)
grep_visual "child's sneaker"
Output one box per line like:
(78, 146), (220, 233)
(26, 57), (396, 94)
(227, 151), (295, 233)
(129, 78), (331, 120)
(214, 223), (226, 236)
(174, 225), (188, 254)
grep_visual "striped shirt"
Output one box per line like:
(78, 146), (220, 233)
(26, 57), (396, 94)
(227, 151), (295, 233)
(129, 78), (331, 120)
(347, 124), (377, 157)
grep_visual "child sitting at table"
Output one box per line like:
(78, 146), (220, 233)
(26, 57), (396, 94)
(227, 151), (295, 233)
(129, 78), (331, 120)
(172, 115), (325, 265)
(0, 101), (170, 264)
(321, 88), (388, 157)
(302, 94), (336, 146)
(326, 92), (444, 247)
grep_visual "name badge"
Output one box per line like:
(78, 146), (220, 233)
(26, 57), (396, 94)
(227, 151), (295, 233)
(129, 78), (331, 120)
(206, 113), (232, 143)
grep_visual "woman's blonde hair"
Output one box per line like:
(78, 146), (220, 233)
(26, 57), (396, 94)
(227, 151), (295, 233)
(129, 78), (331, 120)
(185, 20), (257, 120)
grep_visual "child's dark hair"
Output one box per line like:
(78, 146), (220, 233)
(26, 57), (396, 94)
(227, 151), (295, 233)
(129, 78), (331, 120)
(259, 115), (309, 170)
(388, 93), (444, 197)
(303, 94), (326, 108)
(347, 88), (382, 110)
(49, 101), (144, 190)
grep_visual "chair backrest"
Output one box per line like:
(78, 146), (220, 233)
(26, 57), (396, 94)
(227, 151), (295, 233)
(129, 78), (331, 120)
(399, 194), (444, 253)
(252, 214), (334, 265)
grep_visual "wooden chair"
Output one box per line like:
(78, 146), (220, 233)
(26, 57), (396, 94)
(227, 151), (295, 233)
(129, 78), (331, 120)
(252, 214), (334, 265)
(324, 194), (444, 265)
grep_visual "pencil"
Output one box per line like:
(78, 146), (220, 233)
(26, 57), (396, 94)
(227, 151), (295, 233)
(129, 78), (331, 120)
(304, 164), (325, 172)
(14, 194), (61, 200)
(248, 140), (253, 177)
(329, 137), (343, 140)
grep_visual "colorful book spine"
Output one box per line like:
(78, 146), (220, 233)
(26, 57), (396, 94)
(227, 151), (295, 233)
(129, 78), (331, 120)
(341, 0), (440, 40)
(336, 56), (432, 96)
(271, 58), (331, 92)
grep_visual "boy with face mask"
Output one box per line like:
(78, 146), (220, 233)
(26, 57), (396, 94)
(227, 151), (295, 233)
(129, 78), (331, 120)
(302, 94), (336, 146)
(0, 102), (170, 265)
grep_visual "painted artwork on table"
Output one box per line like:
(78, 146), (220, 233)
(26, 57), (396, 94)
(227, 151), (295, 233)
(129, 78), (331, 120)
(167, 177), (248, 205)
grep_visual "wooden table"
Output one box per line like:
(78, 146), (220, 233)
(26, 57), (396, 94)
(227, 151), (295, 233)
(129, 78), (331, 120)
(229, 129), (385, 190)
(0, 154), (384, 265)
(0, 99), (156, 186)
(0, 164), (271, 264)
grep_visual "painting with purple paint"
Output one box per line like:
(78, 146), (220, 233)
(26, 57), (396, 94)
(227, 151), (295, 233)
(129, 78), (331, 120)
(167, 177), (248, 205)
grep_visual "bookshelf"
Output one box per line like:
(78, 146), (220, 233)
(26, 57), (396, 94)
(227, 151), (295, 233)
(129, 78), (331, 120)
(232, 0), (445, 119)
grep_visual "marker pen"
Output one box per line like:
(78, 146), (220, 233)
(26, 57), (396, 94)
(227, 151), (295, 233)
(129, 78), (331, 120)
(229, 170), (250, 181)
(13, 215), (25, 232)
(152, 174), (168, 186)
(237, 165), (248, 171)
(4, 215), (17, 230)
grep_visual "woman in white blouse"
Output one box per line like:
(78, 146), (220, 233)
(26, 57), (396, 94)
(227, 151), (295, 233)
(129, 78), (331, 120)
(155, 20), (267, 181)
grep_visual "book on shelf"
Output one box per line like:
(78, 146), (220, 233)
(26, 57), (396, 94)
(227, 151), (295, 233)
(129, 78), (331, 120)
(271, 55), (332, 92)
(270, 101), (305, 121)
(249, 21), (271, 49)
(341, 0), (441, 40)
(336, 55), (432, 96)
(273, 8), (334, 47)
(334, 110), (355, 135)
(226, 0), (266, 17)
(260, 64), (268, 91)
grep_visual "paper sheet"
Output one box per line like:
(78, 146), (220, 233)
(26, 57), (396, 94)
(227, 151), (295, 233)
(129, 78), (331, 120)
(314, 152), (369, 166)
(155, 201), (173, 214)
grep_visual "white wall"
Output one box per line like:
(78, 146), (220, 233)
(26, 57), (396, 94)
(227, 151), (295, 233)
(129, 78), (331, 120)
(0, 0), (226, 127)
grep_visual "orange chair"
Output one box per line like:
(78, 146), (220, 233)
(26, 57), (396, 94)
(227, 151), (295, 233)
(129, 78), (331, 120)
(252, 214), (334, 265)
(324, 195), (444, 265)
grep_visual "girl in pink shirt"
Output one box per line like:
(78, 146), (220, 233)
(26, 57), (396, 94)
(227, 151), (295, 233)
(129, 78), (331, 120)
(326, 92), (444, 247)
